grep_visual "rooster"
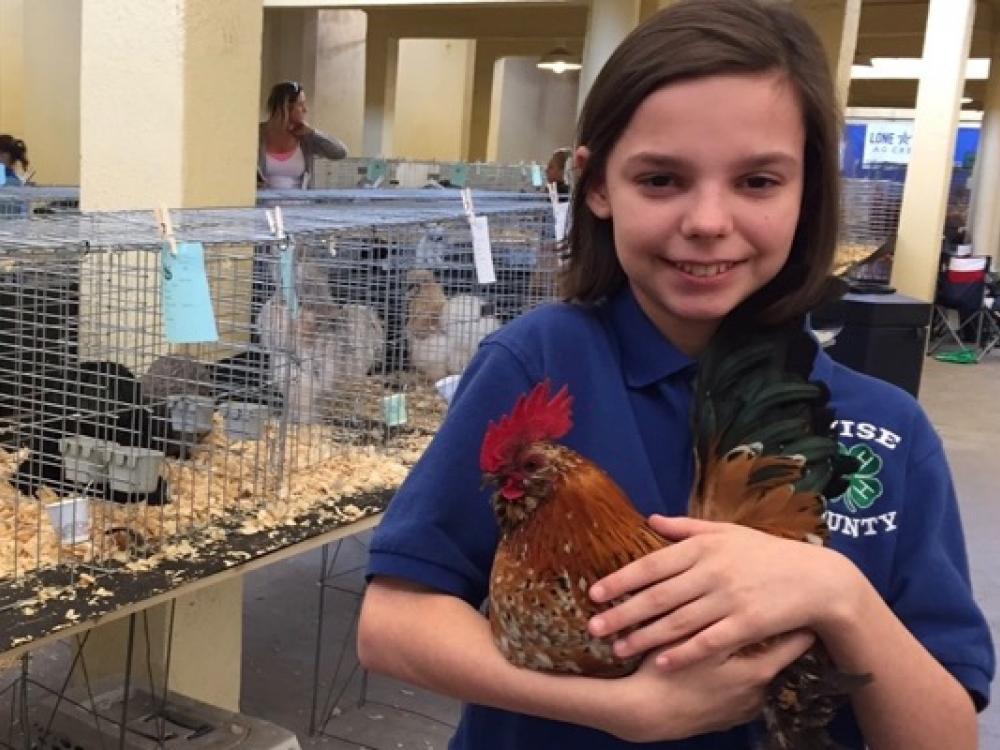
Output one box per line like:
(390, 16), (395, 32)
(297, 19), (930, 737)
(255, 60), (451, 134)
(480, 320), (865, 749)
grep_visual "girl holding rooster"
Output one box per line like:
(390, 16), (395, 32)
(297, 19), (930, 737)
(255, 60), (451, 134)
(358, 1), (994, 748)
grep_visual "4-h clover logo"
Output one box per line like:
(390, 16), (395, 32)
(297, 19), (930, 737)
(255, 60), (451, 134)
(833, 443), (884, 513)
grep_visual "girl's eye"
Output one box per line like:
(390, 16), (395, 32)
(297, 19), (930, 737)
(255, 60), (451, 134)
(742, 175), (780, 190)
(642, 174), (676, 188)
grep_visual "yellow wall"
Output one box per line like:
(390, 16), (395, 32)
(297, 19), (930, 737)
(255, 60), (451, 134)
(0, 0), (25, 137)
(313, 10), (367, 155)
(392, 38), (476, 160)
(487, 57), (577, 163)
(260, 8), (317, 120)
(22, 0), (81, 185)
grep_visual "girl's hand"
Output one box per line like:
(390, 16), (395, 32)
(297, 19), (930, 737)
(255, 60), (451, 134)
(289, 122), (314, 138)
(602, 629), (816, 742)
(588, 515), (852, 671)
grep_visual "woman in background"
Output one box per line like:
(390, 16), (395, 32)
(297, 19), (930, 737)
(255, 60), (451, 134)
(0, 135), (30, 186)
(258, 81), (348, 189)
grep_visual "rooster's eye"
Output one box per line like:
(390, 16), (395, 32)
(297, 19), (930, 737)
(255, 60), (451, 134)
(522, 456), (544, 472)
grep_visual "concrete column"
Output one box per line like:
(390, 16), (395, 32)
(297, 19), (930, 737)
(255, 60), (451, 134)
(80, 0), (262, 209)
(259, 8), (319, 120)
(468, 43), (498, 162)
(970, 21), (1000, 261)
(577, 0), (641, 114)
(0, 0), (25, 136)
(76, 580), (244, 712)
(21, 0), (81, 185)
(794, 0), (862, 109)
(363, 32), (399, 157)
(76, 0), (263, 712)
(891, 0), (976, 301)
(313, 10), (367, 155)
(639, 0), (677, 23)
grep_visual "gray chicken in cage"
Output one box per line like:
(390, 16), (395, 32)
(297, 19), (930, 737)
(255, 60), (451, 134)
(257, 245), (385, 423)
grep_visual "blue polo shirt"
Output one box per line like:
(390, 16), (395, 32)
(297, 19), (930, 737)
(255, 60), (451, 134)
(367, 288), (994, 749)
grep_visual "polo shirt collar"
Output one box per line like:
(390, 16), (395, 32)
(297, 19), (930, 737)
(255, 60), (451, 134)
(605, 288), (695, 388)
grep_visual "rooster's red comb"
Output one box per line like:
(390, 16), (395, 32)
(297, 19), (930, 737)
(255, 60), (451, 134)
(480, 380), (573, 473)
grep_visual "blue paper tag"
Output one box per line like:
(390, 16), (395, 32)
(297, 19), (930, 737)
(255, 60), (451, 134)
(366, 159), (387, 183)
(382, 393), (408, 427)
(279, 244), (299, 316)
(450, 163), (469, 188)
(530, 164), (543, 187)
(161, 241), (219, 344)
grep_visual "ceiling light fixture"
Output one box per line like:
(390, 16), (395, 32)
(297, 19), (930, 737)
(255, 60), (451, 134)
(537, 46), (582, 74)
(851, 57), (990, 80)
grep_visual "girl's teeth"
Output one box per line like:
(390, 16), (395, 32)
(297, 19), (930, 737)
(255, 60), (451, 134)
(674, 261), (734, 277)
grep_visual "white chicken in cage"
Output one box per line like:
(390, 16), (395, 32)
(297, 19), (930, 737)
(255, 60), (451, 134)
(258, 255), (385, 423)
(405, 270), (500, 382)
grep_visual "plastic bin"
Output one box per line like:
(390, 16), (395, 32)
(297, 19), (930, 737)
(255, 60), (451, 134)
(812, 292), (931, 397)
(107, 446), (165, 493)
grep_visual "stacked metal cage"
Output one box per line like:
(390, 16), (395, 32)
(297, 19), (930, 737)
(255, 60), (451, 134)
(0, 187), (80, 221)
(311, 157), (543, 192)
(0, 199), (561, 586)
(836, 177), (904, 282)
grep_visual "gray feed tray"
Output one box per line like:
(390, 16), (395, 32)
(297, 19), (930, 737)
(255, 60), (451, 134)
(27, 683), (301, 750)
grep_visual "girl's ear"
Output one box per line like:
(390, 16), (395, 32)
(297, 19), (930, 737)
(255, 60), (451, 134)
(576, 146), (612, 219)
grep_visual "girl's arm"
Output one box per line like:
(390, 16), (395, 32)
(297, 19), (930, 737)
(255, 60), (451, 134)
(587, 516), (979, 750)
(357, 575), (816, 743)
(817, 560), (977, 750)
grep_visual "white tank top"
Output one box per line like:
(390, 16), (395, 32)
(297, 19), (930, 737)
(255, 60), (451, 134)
(264, 145), (306, 189)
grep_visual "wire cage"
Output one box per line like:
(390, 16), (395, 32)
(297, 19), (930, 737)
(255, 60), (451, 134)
(311, 158), (545, 193)
(0, 188), (80, 221)
(0, 201), (560, 592)
(836, 178), (904, 283)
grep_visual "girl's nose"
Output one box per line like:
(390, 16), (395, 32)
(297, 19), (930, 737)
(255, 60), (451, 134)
(679, 187), (733, 239)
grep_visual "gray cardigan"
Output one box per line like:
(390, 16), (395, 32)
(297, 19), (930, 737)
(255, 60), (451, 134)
(257, 123), (348, 186)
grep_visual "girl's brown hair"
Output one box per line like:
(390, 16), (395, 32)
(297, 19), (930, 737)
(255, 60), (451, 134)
(563, 0), (842, 323)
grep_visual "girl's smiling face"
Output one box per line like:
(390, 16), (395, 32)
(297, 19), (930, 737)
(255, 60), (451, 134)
(581, 72), (806, 354)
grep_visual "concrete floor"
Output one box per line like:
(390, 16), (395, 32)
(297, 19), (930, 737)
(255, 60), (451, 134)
(2, 356), (997, 748)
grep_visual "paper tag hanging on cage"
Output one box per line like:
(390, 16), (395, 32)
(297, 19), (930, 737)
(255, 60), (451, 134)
(45, 496), (91, 546)
(161, 241), (219, 344)
(470, 215), (496, 284)
(530, 164), (543, 188)
(366, 159), (387, 184)
(382, 393), (408, 427)
(547, 182), (570, 242)
(451, 163), (469, 188)
(553, 202), (569, 242)
(279, 244), (299, 316)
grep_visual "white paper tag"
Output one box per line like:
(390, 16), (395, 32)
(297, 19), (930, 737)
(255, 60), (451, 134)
(470, 214), (496, 284)
(553, 202), (569, 242)
(46, 496), (91, 545)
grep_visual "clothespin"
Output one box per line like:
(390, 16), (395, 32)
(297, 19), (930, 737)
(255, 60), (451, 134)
(461, 187), (476, 222)
(265, 205), (286, 241)
(155, 204), (177, 255)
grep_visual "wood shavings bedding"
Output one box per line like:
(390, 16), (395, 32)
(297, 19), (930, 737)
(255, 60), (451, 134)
(0, 405), (432, 583)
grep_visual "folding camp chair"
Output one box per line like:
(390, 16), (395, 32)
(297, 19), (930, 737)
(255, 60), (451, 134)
(928, 254), (1000, 361)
